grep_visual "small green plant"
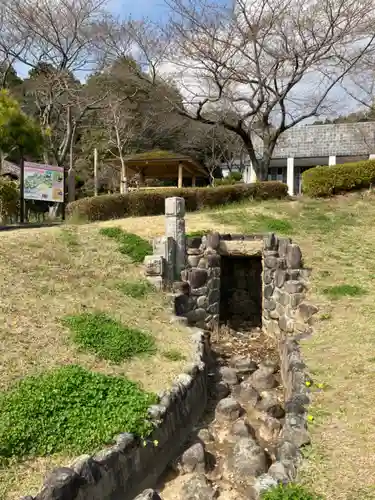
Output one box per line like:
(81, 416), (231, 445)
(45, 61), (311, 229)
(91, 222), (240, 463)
(63, 312), (156, 362)
(117, 280), (154, 299)
(186, 230), (209, 238)
(322, 284), (366, 299)
(261, 483), (322, 500)
(162, 349), (187, 362)
(0, 365), (156, 463)
(319, 313), (332, 321)
(100, 227), (152, 263)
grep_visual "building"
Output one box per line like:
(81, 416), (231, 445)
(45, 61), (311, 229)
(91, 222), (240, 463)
(222, 121), (375, 195)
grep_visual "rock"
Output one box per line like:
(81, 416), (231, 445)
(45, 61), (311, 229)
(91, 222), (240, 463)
(207, 232), (221, 250)
(278, 315), (294, 333)
(181, 442), (206, 473)
(264, 284), (274, 299)
(274, 269), (286, 288)
(256, 391), (278, 412)
(37, 468), (83, 500)
(231, 420), (252, 438)
(296, 302), (319, 322)
(282, 424), (311, 448)
(134, 490), (162, 500)
(256, 415), (282, 447)
(276, 441), (301, 463)
(188, 255), (202, 267)
(268, 462), (289, 483)
(218, 366), (238, 385)
(268, 404), (286, 419)
(249, 474), (278, 499)
(286, 244), (302, 269)
(284, 280), (304, 294)
(215, 397), (242, 422)
(249, 368), (278, 392)
(197, 428), (215, 444)
(239, 380), (260, 407)
(189, 269), (208, 289)
(214, 381), (230, 400)
(263, 233), (278, 251)
(228, 437), (268, 477)
(231, 356), (258, 376)
(182, 474), (216, 500)
(186, 308), (207, 324)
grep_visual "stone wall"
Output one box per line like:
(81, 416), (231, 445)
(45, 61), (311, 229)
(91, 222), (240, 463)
(174, 232), (317, 341)
(23, 331), (211, 500)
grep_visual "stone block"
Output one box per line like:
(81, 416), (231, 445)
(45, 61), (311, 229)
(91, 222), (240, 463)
(144, 255), (164, 276)
(264, 284), (274, 299)
(191, 286), (208, 296)
(208, 289), (220, 304)
(274, 269), (286, 288)
(188, 255), (201, 267)
(264, 255), (278, 269)
(36, 468), (83, 500)
(186, 236), (202, 249)
(165, 196), (185, 217)
(279, 315), (294, 333)
(207, 278), (220, 290)
(286, 244), (302, 269)
(186, 308), (207, 324)
(290, 293), (305, 308)
(296, 302), (319, 322)
(198, 258), (209, 269)
(284, 280), (304, 294)
(197, 295), (208, 308)
(263, 232), (278, 251)
(189, 269), (208, 288)
(264, 299), (276, 311)
(263, 269), (274, 284)
(206, 232), (221, 250)
(278, 237), (292, 257)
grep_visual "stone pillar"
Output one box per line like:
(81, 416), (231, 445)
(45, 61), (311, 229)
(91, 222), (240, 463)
(328, 155), (336, 166)
(244, 160), (257, 183)
(165, 197), (186, 280)
(287, 157), (294, 196)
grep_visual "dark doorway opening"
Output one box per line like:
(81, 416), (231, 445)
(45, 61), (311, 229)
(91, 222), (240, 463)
(220, 255), (263, 330)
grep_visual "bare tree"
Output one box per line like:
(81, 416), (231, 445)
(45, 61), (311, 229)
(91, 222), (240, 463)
(127, 0), (375, 180)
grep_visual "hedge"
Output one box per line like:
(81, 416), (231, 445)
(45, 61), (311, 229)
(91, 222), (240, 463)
(302, 159), (375, 197)
(67, 182), (288, 222)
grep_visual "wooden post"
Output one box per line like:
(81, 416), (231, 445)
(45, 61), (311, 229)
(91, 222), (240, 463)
(192, 175), (196, 187)
(19, 156), (25, 224)
(178, 162), (183, 188)
(94, 148), (98, 196)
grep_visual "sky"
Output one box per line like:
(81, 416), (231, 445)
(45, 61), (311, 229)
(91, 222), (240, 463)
(108, 0), (231, 22)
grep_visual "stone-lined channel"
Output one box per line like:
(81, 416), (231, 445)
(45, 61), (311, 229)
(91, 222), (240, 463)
(156, 328), (287, 500)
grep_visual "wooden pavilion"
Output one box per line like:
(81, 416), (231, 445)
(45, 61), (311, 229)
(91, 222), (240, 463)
(125, 150), (209, 187)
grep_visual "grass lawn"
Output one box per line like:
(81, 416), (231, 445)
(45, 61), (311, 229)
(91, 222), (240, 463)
(2, 191), (375, 499)
(102, 191), (375, 500)
(0, 224), (191, 499)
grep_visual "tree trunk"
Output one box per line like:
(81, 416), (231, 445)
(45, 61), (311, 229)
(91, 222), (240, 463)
(67, 129), (76, 203)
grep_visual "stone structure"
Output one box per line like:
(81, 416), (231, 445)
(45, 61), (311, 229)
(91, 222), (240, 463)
(173, 232), (316, 341)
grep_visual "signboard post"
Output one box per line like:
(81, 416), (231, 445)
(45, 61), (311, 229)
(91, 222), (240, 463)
(20, 161), (65, 223)
(23, 162), (64, 203)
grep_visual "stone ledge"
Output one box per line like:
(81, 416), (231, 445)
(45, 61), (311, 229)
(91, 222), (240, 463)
(23, 330), (211, 500)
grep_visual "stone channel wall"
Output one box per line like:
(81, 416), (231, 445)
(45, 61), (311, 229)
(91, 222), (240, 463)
(22, 331), (211, 500)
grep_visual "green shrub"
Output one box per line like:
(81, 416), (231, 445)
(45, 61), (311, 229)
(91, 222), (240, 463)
(67, 182), (288, 222)
(117, 280), (154, 299)
(63, 312), (156, 362)
(261, 483), (322, 500)
(100, 227), (152, 262)
(0, 365), (156, 462)
(0, 177), (19, 223)
(322, 284), (366, 299)
(302, 159), (375, 197)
